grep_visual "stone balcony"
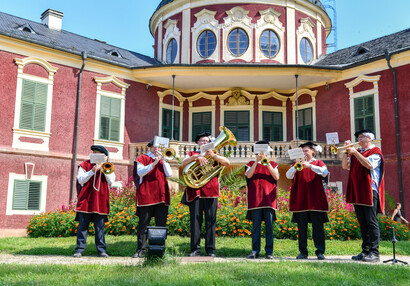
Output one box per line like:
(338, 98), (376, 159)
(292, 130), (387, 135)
(129, 140), (343, 166)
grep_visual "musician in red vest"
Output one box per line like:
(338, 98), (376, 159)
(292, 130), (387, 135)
(342, 129), (385, 262)
(286, 142), (329, 260)
(245, 141), (280, 259)
(132, 139), (172, 258)
(74, 145), (115, 258)
(181, 132), (230, 257)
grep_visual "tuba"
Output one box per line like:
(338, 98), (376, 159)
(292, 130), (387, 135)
(183, 126), (237, 189)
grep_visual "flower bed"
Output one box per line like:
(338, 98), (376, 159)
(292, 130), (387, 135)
(27, 178), (409, 240)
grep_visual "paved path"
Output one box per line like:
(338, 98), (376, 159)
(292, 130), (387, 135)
(0, 254), (408, 266)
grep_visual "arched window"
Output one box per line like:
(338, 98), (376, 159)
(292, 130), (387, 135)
(228, 28), (248, 57)
(300, 38), (313, 64)
(166, 39), (178, 64)
(260, 29), (280, 58)
(197, 30), (216, 58)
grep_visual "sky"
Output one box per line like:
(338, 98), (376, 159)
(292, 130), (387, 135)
(1, 0), (409, 57)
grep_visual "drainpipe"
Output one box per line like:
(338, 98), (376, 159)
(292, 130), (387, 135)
(385, 50), (405, 215)
(295, 74), (299, 140)
(70, 51), (87, 201)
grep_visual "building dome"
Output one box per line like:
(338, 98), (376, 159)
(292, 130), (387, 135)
(150, 0), (331, 65)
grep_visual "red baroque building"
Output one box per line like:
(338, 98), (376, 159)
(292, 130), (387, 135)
(0, 0), (409, 236)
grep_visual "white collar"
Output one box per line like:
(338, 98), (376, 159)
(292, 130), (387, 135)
(359, 144), (375, 152)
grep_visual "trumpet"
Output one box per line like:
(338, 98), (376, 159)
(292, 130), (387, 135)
(259, 152), (270, 166)
(156, 147), (176, 161)
(330, 139), (382, 155)
(93, 162), (115, 191)
(294, 157), (306, 171)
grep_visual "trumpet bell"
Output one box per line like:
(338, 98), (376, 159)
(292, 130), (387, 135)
(294, 162), (303, 171)
(163, 148), (176, 161)
(102, 162), (115, 174)
(330, 146), (338, 155)
(261, 157), (270, 166)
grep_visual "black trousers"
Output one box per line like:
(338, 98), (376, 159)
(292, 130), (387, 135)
(137, 203), (168, 250)
(354, 190), (380, 255)
(295, 211), (326, 256)
(75, 212), (107, 254)
(188, 198), (218, 253)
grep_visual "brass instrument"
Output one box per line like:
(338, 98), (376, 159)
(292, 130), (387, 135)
(260, 152), (270, 166)
(294, 157), (306, 171)
(330, 139), (382, 155)
(93, 161), (115, 191)
(183, 126), (237, 189)
(101, 162), (115, 174)
(162, 147), (176, 161)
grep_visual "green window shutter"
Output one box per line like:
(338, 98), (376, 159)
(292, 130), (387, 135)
(263, 111), (283, 141)
(162, 108), (180, 140)
(20, 79), (47, 132)
(354, 95), (375, 131)
(12, 180), (41, 211)
(296, 108), (313, 140)
(192, 112), (212, 141)
(100, 96), (121, 141)
(224, 111), (249, 141)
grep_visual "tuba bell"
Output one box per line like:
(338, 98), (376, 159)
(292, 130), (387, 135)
(183, 126), (237, 189)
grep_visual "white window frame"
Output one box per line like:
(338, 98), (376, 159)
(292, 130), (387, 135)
(163, 19), (181, 64)
(219, 90), (255, 142)
(192, 9), (220, 63)
(255, 8), (285, 63)
(257, 91), (288, 141)
(93, 76), (129, 160)
(187, 91), (217, 141)
(345, 74), (381, 141)
(222, 7), (253, 62)
(12, 57), (58, 152)
(6, 173), (48, 216)
(290, 89), (318, 140)
(158, 90), (186, 141)
(296, 18), (316, 64)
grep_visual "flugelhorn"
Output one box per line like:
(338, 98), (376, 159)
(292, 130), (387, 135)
(331, 139), (382, 155)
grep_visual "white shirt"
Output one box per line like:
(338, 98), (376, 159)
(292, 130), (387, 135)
(136, 151), (172, 184)
(286, 158), (329, 180)
(77, 166), (115, 186)
(359, 145), (382, 191)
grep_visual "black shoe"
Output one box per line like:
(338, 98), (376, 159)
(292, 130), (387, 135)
(73, 252), (82, 258)
(98, 252), (109, 258)
(207, 252), (216, 258)
(247, 252), (259, 259)
(317, 253), (325, 260)
(188, 250), (201, 257)
(351, 252), (367, 261)
(296, 253), (308, 259)
(132, 249), (146, 258)
(266, 254), (274, 260)
(362, 253), (380, 263)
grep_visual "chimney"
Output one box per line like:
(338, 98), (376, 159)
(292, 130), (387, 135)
(41, 9), (63, 31)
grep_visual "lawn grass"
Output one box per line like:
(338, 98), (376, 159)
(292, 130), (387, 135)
(0, 235), (409, 257)
(0, 236), (409, 285)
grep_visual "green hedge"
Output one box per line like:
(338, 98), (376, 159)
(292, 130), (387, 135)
(27, 178), (409, 241)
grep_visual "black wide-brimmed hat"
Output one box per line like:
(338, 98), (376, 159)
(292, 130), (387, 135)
(354, 129), (375, 138)
(91, 145), (108, 156)
(299, 141), (323, 153)
(147, 139), (154, 147)
(195, 132), (211, 143)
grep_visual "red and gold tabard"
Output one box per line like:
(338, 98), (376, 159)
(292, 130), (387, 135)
(346, 147), (385, 214)
(186, 151), (220, 202)
(76, 160), (110, 215)
(289, 160), (329, 212)
(246, 161), (278, 210)
(135, 154), (170, 207)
